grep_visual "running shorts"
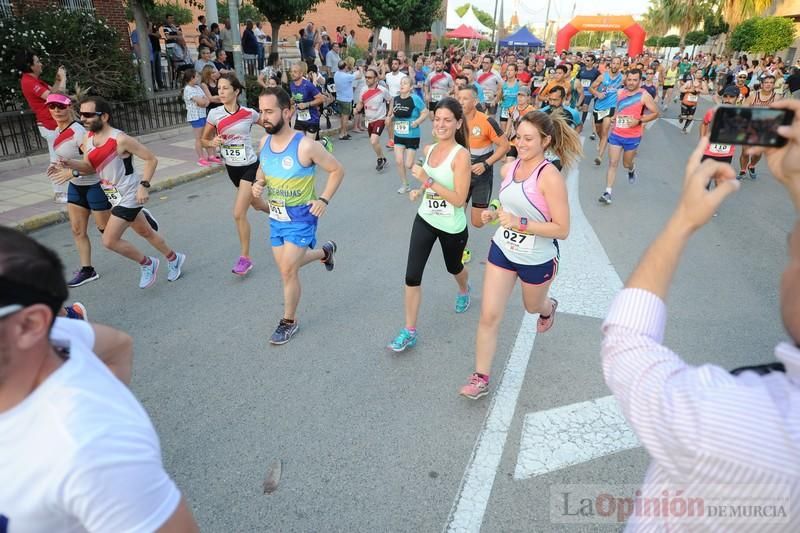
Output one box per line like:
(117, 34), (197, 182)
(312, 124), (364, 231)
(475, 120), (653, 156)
(368, 120), (385, 136)
(680, 104), (698, 117)
(701, 154), (734, 164)
(608, 132), (641, 152)
(226, 161), (259, 187)
(467, 173), (492, 208)
(395, 137), (420, 150)
(294, 120), (320, 135)
(488, 241), (558, 285)
(111, 205), (143, 222)
(269, 220), (317, 249)
(68, 182), (111, 211)
(593, 107), (615, 123)
(190, 117), (206, 129)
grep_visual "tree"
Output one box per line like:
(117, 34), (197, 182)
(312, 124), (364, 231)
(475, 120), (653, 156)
(455, 4), (469, 18)
(645, 36), (662, 47)
(729, 17), (758, 51)
(395, 0), (444, 51)
(751, 16), (796, 54)
(254, 0), (321, 54)
(721, 0), (772, 28)
(471, 6), (496, 30)
(685, 30), (708, 46)
(217, 1), (264, 23)
(703, 12), (728, 37)
(339, 0), (405, 51)
(125, 1), (193, 25)
(661, 34), (681, 47)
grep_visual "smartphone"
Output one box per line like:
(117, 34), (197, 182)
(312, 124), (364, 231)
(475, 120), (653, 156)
(710, 105), (794, 147)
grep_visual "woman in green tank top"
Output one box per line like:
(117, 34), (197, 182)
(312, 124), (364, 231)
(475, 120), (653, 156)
(387, 97), (473, 353)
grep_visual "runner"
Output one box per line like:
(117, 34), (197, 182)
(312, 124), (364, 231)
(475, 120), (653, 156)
(504, 86), (535, 163)
(457, 85), (510, 265)
(700, 85), (739, 214)
(540, 86), (582, 170)
(43, 92), (110, 288)
(383, 57), (405, 150)
(679, 68), (708, 134)
(599, 69), (660, 205)
(734, 71), (751, 104)
(391, 76), (428, 193)
(59, 96), (186, 288)
(530, 59), (548, 101)
(739, 73), (781, 179)
(387, 97), (472, 352)
(577, 54), (601, 139)
(252, 87), (344, 345)
(497, 64), (520, 129)
(289, 61), (325, 139)
(589, 56), (624, 166)
(459, 110), (581, 399)
(661, 59), (680, 109)
(202, 73), (271, 276)
(425, 57), (454, 117)
(536, 64), (572, 108)
(354, 67), (392, 171)
(642, 66), (659, 99)
(477, 54), (503, 116)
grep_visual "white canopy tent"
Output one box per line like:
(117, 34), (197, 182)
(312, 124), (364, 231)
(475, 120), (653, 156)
(446, 5), (491, 34)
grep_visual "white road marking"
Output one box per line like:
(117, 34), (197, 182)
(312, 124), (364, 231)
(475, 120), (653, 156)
(514, 395), (639, 480)
(662, 117), (695, 134)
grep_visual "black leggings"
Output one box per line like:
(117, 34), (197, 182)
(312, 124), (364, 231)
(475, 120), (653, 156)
(405, 214), (468, 287)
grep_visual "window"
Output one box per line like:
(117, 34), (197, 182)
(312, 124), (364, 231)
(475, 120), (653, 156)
(61, 0), (94, 11)
(0, 0), (12, 18)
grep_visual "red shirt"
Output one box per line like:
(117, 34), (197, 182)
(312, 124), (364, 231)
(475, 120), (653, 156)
(702, 108), (735, 158)
(21, 73), (56, 129)
(516, 70), (532, 84)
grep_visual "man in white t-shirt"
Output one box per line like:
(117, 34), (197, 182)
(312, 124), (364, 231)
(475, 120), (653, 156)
(383, 57), (405, 150)
(355, 67), (392, 172)
(0, 227), (198, 532)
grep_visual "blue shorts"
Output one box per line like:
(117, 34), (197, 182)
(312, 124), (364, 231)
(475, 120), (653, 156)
(190, 117), (206, 129)
(488, 241), (558, 285)
(67, 182), (111, 211)
(608, 132), (641, 152)
(269, 221), (317, 249)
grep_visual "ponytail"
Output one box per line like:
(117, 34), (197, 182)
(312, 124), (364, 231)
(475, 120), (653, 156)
(519, 110), (583, 170)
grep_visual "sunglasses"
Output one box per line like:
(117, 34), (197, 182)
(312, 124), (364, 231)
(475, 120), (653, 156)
(0, 304), (23, 320)
(79, 111), (103, 118)
(365, 75), (376, 80)
(47, 103), (70, 110)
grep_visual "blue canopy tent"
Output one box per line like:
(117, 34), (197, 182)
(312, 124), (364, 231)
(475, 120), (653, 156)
(499, 27), (544, 48)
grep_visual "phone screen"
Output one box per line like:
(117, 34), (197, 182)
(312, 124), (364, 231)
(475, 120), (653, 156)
(710, 105), (793, 147)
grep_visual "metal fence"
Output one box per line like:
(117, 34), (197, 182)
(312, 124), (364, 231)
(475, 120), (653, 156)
(0, 93), (187, 161)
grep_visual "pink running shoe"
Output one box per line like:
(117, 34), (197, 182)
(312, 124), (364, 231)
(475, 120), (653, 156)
(209, 155), (223, 164)
(537, 298), (558, 333)
(232, 256), (253, 276)
(197, 158), (211, 167)
(459, 373), (489, 400)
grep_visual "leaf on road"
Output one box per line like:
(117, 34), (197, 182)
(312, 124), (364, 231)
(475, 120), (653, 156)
(263, 460), (283, 494)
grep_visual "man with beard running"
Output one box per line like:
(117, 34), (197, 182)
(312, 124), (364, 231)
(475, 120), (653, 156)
(354, 67), (393, 171)
(59, 96), (186, 288)
(739, 73), (782, 179)
(383, 57), (405, 150)
(253, 87), (344, 345)
(589, 56), (624, 165)
(426, 57), (454, 116)
(577, 55), (600, 137)
(477, 55), (503, 116)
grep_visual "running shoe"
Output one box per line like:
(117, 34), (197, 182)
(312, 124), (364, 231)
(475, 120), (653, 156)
(628, 169), (637, 184)
(321, 241), (337, 271)
(167, 252), (186, 282)
(232, 256), (253, 276)
(321, 136), (334, 153)
(209, 155), (223, 164)
(461, 248), (472, 265)
(593, 157), (602, 166)
(397, 184), (411, 194)
(459, 373), (489, 400)
(64, 302), (87, 321)
(537, 298), (559, 333)
(376, 158), (387, 171)
(139, 257), (159, 288)
(598, 192), (612, 205)
(737, 171), (746, 180)
(748, 167), (757, 180)
(387, 328), (417, 352)
(142, 208), (159, 231)
(67, 267), (99, 288)
(455, 285), (471, 314)
(197, 158), (211, 167)
(386, 139), (395, 149)
(270, 319), (299, 345)
(589, 133), (597, 141)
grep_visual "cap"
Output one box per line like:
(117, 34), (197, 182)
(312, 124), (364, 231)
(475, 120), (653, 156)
(722, 85), (740, 97)
(736, 71), (748, 78)
(518, 85), (531, 96)
(45, 93), (72, 106)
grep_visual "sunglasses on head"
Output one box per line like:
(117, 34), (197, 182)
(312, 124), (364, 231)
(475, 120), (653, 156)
(79, 111), (103, 118)
(46, 103), (70, 110)
(0, 304), (23, 320)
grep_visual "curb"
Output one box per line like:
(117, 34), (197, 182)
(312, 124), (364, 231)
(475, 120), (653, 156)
(15, 166), (223, 235)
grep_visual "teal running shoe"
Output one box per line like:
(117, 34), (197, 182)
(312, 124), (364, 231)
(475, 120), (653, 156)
(388, 328), (417, 352)
(455, 285), (471, 313)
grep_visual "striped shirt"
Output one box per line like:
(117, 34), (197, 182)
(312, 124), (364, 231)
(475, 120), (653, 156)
(183, 85), (206, 122)
(602, 288), (800, 532)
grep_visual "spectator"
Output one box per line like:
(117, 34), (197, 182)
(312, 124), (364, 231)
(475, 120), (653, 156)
(789, 67), (800, 98)
(0, 227), (200, 531)
(200, 64), (222, 111)
(254, 21), (268, 70)
(162, 13), (182, 61)
(347, 29), (356, 48)
(197, 14), (206, 33)
(340, 25), (348, 50)
(171, 36), (194, 78)
(326, 42), (342, 75)
(258, 52), (283, 89)
(194, 46), (217, 74)
(334, 59), (355, 140)
(219, 19), (234, 68)
(425, 31), (432, 53)
(148, 22), (165, 90)
(198, 24), (216, 52)
(301, 23), (317, 65)
(210, 22), (221, 51)
(242, 19), (259, 75)
(214, 49), (231, 74)
(602, 123), (800, 530)
(320, 34), (332, 65)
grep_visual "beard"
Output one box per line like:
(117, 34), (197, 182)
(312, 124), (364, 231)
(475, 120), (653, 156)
(86, 119), (103, 133)
(264, 115), (285, 135)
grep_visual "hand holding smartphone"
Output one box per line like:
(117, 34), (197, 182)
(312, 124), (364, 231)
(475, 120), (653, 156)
(710, 105), (794, 147)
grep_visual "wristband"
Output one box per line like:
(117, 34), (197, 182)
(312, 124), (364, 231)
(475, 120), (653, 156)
(318, 197), (329, 205)
(72, 169), (80, 178)
(422, 177), (434, 189)
(483, 161), (490, 171)
(518, 217), (528, 232)
(489, 199), (501, 225)
(139, 180), (151, 188)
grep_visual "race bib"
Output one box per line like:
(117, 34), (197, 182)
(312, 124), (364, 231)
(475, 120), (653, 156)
(268, 198), (291, 222)
(581, 78), (592, 88)
(431, 93), (443, 102)
(533, 78), (544, 88)
(687, 93), (699, 103)
(709, 143), (731, 154)
(222, 143), (246, 163)
(501, 228), (535, 254)
(484, 90), (496, 101)
(297, 109), (311, 122)
(421, 190), (454, 217)
(394, 120), (410, 135)
(615, 115), (634, 129)
(327, 84), (336, 94)
(101, 184), (122, 206)
(500, 107), (510, 119)
(596, 108), (611, 120)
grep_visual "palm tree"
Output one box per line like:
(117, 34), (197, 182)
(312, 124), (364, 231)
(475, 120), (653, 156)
(643, 0), (677, 36)
(667, 0), (713, 46)
(720, 0), (772, 27)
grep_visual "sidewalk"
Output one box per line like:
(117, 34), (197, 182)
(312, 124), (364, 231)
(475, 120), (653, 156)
(1, 117), (345, 233)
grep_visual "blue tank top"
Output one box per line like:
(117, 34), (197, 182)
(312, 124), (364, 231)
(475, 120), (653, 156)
(501, 81), (519, 110)
(259, 132), (318, 225)
(414, 70), (426, 99)
(594, 72), (624, 111)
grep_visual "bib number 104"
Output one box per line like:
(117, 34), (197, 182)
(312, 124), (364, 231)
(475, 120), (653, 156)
(427, 198), (447, 209)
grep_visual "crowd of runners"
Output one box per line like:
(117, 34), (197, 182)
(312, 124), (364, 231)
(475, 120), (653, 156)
(16, 42), (790, 389)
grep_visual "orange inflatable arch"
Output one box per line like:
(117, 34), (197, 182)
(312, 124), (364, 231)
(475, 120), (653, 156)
(555, 16), (645, 57)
